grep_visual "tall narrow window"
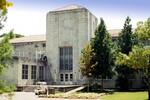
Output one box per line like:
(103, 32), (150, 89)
(22, 64), (28, 79)
(70, 74), (73, 81)
(39, 66), (44, 80)
(31, 65), (36, 79)
(65, 74), (68, 81)
(60, 47), (73, 70)
(60, 74), (64, 82)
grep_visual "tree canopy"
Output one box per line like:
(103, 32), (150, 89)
(116, 17), (150, 99)
(115, 16), (138, 91)
(0, 0), (13, 29)
(91, 18), (114, 79)
(118, 16), (138, 54)
(0, 38), (13, 73)
(79, 42), (97, 78)
(135, 18), (150, 41)
(116, 46), (150, 69)
(0, 29), (24, 39)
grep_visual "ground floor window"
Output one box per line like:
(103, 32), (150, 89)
(31, 65), (36, 79)
(65, 74), (68, 81)
(22, 64), (28, 79)
(39, 66), (44, 80)
(70, 74), (73, 81)
(60, 74), (64, 81)
(60, 74), (73, 82)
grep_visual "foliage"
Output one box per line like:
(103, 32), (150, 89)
(91, 18), (115, 80)
(0, 0), (14, 95)
(0, 29), (24, 39)
(115, 16), (138, 91)
(116, 46), (150, 69)
(79, 42), (97, 78)
(117, 16), (138, 54)
(0, 80), (15, 94)
(135, 18), (150, 41)
(0, 0), (13, 10)
(116, 45), (150, 98)
(0, 0), (13, 30)
(0, 38), (13, 73)
(115, 75), (130, 91)
(90, 82), (102, 91)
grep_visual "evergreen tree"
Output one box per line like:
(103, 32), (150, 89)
(91, 18), (115, 88)
(116, 16), (138, 91)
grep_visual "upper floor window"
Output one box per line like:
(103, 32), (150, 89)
(60, 47), (73, 71)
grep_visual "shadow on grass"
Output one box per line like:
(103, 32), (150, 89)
(79, 85), (115, 95)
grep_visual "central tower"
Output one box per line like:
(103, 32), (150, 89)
(46, 4), (97, 84)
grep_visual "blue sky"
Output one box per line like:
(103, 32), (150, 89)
(1, 0), (150, 36)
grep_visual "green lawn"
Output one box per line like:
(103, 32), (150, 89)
(100, 91), (148, 100)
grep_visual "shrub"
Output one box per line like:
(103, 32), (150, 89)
(115, 75), (131, 91)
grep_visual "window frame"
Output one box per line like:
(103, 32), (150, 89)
(59, 47), (73, 71)
(22, 64), (28, 79)
(31, 65), (36, 79)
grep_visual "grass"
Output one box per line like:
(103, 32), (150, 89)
(100, 91), (148, 100)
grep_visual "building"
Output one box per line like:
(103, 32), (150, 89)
(46, 4), (97, 85)
(0, 4), (98, 86)
(0, 5), (143, 88)
(0, 35), (46, 86)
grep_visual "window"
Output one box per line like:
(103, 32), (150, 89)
(22, 65), (28, 79)
(60, 47), (73, 70)
(60, 74), (64, 81)
(70, 74), (73, 81)
(65, 74), (68, 81)
(31, 65), (36, 79)
(42, 43), (46, 47)
(39, 66), (44, 80)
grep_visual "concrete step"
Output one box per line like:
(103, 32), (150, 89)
(64, 86), (85, 94)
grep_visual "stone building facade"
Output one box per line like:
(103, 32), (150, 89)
(46, 5), (97, 84)
(0, 35), (46, 86)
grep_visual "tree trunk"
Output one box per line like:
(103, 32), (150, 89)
(148, 66), (150, 100)
(101, 78), (103, 89)
(87, 78), (90, 92)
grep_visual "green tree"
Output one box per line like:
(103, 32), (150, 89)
(91, 18), (115, 88)
(0, 0), (13, 29)
(116, 17), (150, 99)
(0, 29), (24, 39)
(79, 42), (97, 92)
(115, 16), (138, 91)
(116, 46), (150, 99)
(0, 38), (13, 72)
(79, 42), (97, 78)
(135, 18), (150, 41)
(0, 0), (14, 95)
(133, 17), (150, 100)
(0, 0), (13, 73)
